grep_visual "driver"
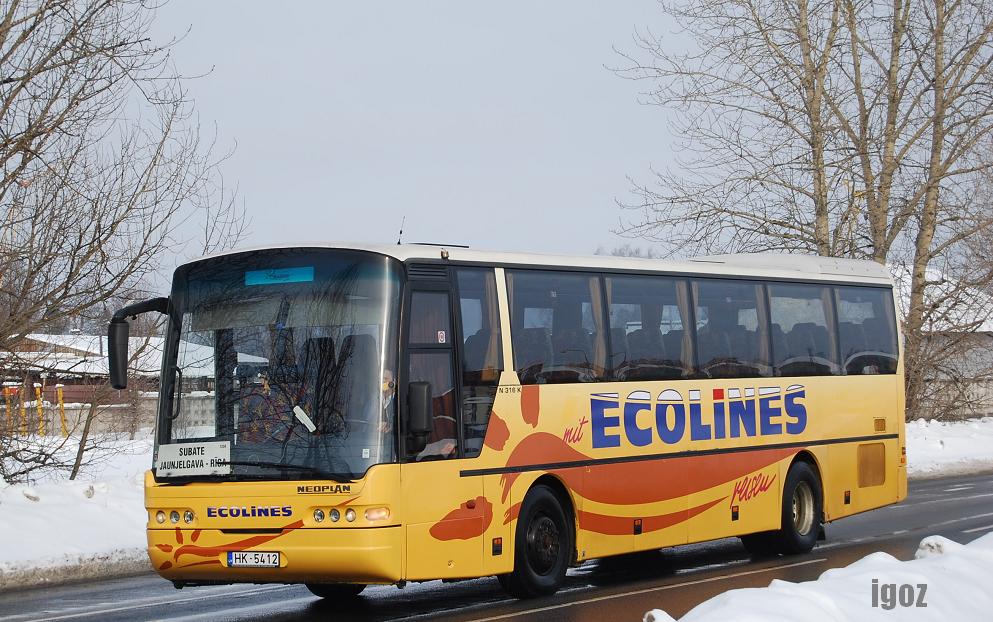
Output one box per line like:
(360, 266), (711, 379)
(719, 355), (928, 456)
(379, 369), (397, 433)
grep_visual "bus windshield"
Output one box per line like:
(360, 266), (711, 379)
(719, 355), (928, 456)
(157, 249), (401, 481)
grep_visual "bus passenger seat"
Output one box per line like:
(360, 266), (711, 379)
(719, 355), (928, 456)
(301, 337), (337, 379)
(298, 336), (338, 431)
(725, 325), (751, 361)
(627, 327), (666, 363)
(861, 317), (890, 352)
(463, 329), (491, 374)
(787, 322), (828, 358)
(339, 334), (379, 419)
(609, 327), (629, 366)
(838, 321), (868, 358)
(770, 323), (787, 360)
(513, 328), (553, 383)
(552, 328), (593, 372)
(663, 329), (686, 365)
(697, 327), (732, 367)
(300, 336), (337, 383)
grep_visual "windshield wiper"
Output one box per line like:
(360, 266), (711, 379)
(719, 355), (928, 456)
(218, 460), (354, 483)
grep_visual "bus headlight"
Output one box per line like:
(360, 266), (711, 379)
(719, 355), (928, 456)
(364, 507), (390, 522)
(314, 509), (325, 523)
(345, 508), (356, 522)
(170, 511), (180, 524)
(184, 510), (195, 524)
(156, 511), (166, 524)
(329, 508), (340, 522)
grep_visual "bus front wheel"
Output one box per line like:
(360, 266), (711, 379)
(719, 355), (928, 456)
(305, 583), (366, 599)
(498, 485), (573, 599)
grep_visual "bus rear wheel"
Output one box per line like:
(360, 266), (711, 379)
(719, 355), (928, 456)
(498, 485), (573, 599)
(739, 532), (776, 557)
(305, 583), (366, 599)
(740, 462), (822, 557)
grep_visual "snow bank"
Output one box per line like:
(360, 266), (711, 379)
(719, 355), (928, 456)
(0, 434), (153, 589)
(644, 533), (993, 622)
(906, 416), (993, 478)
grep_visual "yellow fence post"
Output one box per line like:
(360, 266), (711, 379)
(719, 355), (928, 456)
(34, 382), (44, 436)
(19, 384), (27, 435)
(57, 384), (67, 437)
(4, 388), (12, 432)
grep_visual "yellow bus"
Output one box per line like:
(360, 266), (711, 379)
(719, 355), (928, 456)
(108, 244), (905, 599)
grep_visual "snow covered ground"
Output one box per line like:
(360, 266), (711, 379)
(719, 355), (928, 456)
(905, 416), (993, 478)
(0, 434), (152, 589)
(1, 417), (992, 590)
(645, 534), (993, 622)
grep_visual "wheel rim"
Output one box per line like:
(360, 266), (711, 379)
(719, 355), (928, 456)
(792, 481), (815, 536)
(526, 513), (560, 575)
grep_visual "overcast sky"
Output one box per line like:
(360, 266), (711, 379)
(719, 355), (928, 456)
(154, 2), (673, 262)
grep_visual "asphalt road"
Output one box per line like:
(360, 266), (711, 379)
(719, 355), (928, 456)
(2, 472), (992, 622)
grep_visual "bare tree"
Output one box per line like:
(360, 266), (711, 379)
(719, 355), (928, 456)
(0, 0), (245, 481)
(618, 0), (993, 418)
(594, 243), (665, 259)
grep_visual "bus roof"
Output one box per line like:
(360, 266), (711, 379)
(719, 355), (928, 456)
(190, 242), (893, 286)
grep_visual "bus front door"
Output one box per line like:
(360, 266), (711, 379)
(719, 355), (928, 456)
(401, 286), (485, 580)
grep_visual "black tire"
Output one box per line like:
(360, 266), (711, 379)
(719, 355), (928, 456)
(770, 461), (822, 554)
(498, 485), (573, 599)
(305, 583), (366, 599)
(739, 532), (776, 558)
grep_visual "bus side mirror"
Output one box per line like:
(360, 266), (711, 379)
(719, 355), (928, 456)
(108, 319), (130, 390)
(107, 297), (169, 390)
(406, 381), (432, 449)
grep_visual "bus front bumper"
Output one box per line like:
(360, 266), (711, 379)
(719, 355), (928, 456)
(147, 525), (403, 585)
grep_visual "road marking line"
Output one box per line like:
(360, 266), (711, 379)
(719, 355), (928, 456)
(927, 511), (993, 529)
(894, 492), (993, 508)
(674, 559), (750, 575)
(3, 584), (295, 622)
(816, 512), (993, 551)
(150, 596), (319, 622)
(962, 523), (993, 534)
(454, 558), (828, 622)
(943, 486), (973, 492)
(818, 511), (993, 549)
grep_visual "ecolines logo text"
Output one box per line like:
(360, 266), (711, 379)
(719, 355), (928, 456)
(206, 505), (293, 518)
(590, 385), (807, 449)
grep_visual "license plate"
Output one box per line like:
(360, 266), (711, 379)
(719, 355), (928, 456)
(227, 551), (280, 568)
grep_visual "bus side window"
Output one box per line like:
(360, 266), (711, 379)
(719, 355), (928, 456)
(507, 270), (607, 384)
(407, 351), (458, 459)
(768, 283), (841, 376)
(606, 274), (693, 380)
(692, 279), (772, 379)
(406, 290), (458, 460)
(456, 268), (504, 457)
(835, 286), (899, 374)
